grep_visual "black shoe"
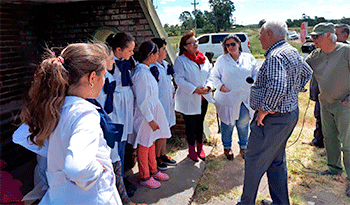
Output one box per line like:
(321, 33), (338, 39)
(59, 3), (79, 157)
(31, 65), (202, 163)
(160, 155), (177, 166)
(157, 160), (168, 171)
(317, 169), (341, 176)
(123, 177), (137, 197)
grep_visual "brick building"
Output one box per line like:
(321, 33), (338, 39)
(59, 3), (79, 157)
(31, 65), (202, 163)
(0, 0), (179, 171)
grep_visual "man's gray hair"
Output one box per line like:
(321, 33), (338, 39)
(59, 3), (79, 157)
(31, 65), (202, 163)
(330, 33), (337, 42)
(320, 33), (337, 42)
(262, 21), (288, 38)
(335, 24), (350, 35)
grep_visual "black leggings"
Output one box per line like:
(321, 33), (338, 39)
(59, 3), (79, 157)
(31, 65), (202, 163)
(183, 99), (208, 146)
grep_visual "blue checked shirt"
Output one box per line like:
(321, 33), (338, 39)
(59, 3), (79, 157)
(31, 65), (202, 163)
(250, 40), (312, 113)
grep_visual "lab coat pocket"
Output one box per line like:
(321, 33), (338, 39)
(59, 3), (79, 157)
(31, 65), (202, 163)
(214, 91), (235, 106)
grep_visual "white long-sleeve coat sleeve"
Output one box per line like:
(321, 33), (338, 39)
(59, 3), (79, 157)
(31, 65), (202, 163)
(64, 108), (104, 190)
(174, 57), (197, 95)
(12, 124), (48, 157)
(133, 70), (155, 123)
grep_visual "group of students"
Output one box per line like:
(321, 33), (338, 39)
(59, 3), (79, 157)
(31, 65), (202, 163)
(12, 33), (180, 204)
(12, 28), (260, 204)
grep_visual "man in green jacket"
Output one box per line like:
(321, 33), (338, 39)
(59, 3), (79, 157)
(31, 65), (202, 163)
(306, 22), (350, 197)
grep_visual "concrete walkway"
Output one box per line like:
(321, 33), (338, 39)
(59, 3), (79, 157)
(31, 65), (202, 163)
(127, 145), (212, 205)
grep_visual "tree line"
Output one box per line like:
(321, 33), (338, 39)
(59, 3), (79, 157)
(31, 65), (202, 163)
(163, 0), (350, 37)
(285, 14), (350, 27)
(164, 0), (235, 36)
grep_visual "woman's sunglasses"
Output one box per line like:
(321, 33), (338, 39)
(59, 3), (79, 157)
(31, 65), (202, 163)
(225, 42), (236, 48)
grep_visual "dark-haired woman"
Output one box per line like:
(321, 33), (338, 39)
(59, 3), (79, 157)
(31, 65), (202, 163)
(105, 33), (135, 177)
(20, 42), (122, 204)
(174, 30), (213, 162)
(209, 34), (258, 160)
(129, 41), (171, 189)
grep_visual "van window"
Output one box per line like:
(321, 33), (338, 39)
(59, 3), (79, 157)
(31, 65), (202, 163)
(198, 36), (209, 44)
(236, 34), (247, 42)
(212, 34), (228, 44)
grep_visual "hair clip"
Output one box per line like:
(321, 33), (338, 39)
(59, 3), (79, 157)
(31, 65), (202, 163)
(58, 56), (65, 64)
(147, 43), (156, 56)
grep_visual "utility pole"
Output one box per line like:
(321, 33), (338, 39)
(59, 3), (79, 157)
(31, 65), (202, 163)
(191, 0), (199, 32)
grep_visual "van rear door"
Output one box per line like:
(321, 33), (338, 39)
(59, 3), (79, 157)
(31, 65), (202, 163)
(197, 35), (210, 56)
(211, 34), (228, 58)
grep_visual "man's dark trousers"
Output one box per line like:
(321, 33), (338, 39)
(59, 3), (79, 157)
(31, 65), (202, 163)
(240, 108), (299, 205)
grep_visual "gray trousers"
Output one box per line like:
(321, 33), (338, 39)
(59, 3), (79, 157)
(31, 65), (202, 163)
(240, 108), (299, 205)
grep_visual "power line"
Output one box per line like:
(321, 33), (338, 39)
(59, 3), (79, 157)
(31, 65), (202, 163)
(191, 0), (199, 31)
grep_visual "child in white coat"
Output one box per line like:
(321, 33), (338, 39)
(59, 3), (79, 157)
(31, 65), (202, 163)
(20, 42), (122, 204)
(150, 38), (177, 171)
(129, 41), (171, 189)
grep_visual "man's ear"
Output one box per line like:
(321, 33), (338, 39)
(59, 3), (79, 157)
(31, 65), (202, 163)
(267, 29), (273, 37)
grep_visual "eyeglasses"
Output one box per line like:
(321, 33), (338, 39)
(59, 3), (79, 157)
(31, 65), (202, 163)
(225, 42), (236, 48)
(186, 40), (199, 46)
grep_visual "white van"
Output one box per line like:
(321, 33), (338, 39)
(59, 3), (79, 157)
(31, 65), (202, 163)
(197, 33), (251, 58)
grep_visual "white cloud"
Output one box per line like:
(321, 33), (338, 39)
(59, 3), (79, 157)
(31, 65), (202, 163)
(298, 2), (310, 7)
(159, 0), (176, 5)
(199, 0), (211, 11)
(158, 5), (194, 25)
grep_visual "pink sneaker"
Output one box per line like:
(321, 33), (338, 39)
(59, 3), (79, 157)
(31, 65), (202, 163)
(139, 177), (161, 189)
(153, 171), (169, 181)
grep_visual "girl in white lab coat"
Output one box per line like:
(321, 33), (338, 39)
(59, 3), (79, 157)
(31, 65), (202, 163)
(105, 33), (135, 178)
(20, 42), (122, 204)
(150, 38), (177, 171)
(209, 34), (258, 160)
(130, 41), (171, 189)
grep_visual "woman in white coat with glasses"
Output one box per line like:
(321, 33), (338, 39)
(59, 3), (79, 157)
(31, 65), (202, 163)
(174, 30), (213, 162)
(210, 34), (258, 160)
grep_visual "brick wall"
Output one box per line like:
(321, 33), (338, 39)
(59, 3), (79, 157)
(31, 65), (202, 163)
(0, 3), (40, 169)
(0, 0), (156, 170)
(32, 1), (153, 48)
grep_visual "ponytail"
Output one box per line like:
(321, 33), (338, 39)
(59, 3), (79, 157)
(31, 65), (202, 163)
(21, 57), (68, 146)
(21, 42), (109, 146)
(106, 32), (135, 51)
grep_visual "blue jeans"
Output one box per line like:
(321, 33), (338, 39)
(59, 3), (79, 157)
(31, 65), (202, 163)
(118, 140), (127, 176)
(240, 108), (299, 205)
(221, 103), (250, 149)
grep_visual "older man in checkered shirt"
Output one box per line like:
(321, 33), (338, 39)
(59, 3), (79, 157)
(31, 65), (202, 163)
(237, 21), (312, 205)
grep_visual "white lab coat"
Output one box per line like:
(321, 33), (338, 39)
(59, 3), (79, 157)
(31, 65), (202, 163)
(40, 96), (122, 205)
(128, 63), (171, 149)
(13, 124), (48, 201)
(174, 54), (213, 115)
(96, 71), (121, 163)
(210, 53), (258, 125)
(150, 60), (176, 127)
(110, 57), (134, 141)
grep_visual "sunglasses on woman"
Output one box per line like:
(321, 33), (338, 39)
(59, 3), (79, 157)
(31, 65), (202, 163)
(225, 42), (236, 48)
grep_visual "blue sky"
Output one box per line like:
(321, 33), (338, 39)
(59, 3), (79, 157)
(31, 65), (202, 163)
(154, 0), (349, 26)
